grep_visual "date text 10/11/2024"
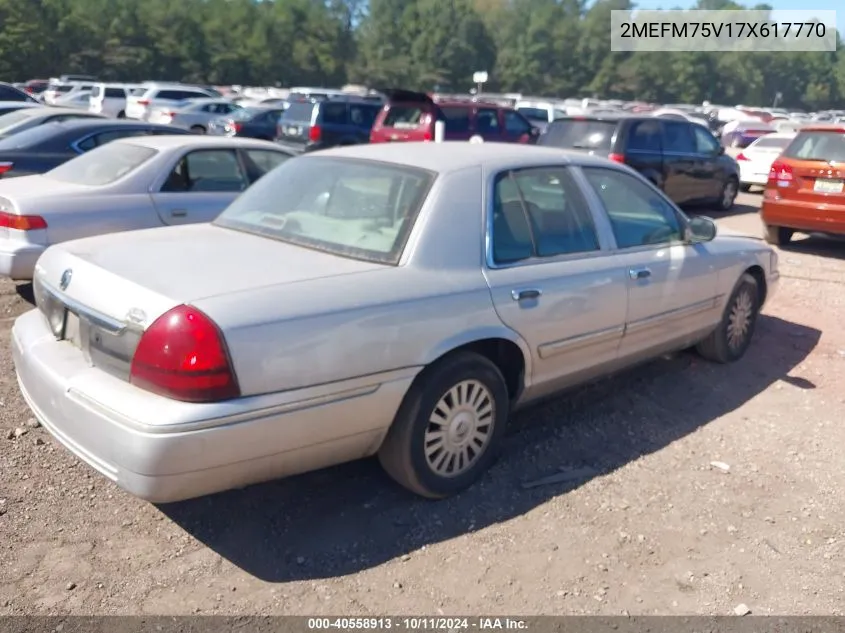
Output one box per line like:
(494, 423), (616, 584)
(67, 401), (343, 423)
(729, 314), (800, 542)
(307, 618), (529, 630)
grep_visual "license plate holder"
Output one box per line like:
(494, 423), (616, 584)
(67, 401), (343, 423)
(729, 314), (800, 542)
(814, 178), (844, 193)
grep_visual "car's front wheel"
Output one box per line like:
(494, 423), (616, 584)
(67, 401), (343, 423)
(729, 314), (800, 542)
(696, 273), (760, 363)
(378, 351), (509, 498)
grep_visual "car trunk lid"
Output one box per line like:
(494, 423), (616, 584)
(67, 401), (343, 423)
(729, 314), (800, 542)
(772, 130), (845, 202)
(276, 101), (317, 146)
(537, 118), (617, 157)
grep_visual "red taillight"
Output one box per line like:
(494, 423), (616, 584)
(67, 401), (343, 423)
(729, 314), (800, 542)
(422, 129), (432, 141)
(768, 160), (794, 183)
(0, 211), (47, 230)
(309, 125), (322, 142)
(0, 162), (13, 175)
(137, 99), (150, 106)
(608, 153), (625, 163)
(233, 122), (243, 133)
(24, 87), (33, 94)
(129, 304), (240, 403)
(736, 152), (750, 161)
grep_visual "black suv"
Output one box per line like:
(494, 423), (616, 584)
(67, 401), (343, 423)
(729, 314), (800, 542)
(540, 116), (740, 210)
(275, 96), (382, 154)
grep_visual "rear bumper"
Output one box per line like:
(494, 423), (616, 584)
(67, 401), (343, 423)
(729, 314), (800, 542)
(761, 198), (845, 235)
(12, 309), (414, 503)
(0, 240), (44, 280)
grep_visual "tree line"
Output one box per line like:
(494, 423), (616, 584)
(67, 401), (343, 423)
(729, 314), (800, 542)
(1, 0), (843, 110)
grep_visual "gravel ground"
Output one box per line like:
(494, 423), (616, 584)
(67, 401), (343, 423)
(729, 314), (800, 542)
(2, 192), (845, 615)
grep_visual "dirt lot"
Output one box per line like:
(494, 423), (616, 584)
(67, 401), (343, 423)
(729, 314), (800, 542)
(2, 192), (845, 616)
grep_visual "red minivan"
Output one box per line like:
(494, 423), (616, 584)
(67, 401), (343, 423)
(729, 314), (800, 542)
(369, 89), (539, 144)
(760, 125), (845, 245)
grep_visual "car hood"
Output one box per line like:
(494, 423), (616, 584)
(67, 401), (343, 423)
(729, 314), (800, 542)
(42, 222), (387, 305)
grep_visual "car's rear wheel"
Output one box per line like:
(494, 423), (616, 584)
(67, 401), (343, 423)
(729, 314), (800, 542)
(718, 177), (739, 210)
(740, 183), (753, 192)
(378, 351), (509, 498)
(696, 273), (760, 363)
(764, 224), (793, 246)
(190, 125), (206, 135)
(117, 110), (125, 119)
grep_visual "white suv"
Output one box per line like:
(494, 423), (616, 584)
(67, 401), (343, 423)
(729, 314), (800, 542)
(125, 84), (219, 121)
(89, 83), (140, 118)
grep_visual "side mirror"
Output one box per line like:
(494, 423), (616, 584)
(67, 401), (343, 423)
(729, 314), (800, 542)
(686, 215), (717, 243)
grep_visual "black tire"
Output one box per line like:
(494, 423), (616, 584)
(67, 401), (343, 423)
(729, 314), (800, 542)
(117, 110), (125, 119)
(718, 177), (739, 211)
(740, 183), (753, 193)
(765, 224), (793, 246)
(378, 351), (510, 498)
(696, 273), (760, 364)
(190, 125), (206, 135)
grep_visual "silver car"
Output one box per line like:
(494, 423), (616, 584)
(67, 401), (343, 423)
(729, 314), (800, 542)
(148, 99), (243, 134)
(12, 143), (780, 503)
(0, 136), (293, 279)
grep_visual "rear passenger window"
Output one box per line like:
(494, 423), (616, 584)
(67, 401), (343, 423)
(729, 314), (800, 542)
(161, 150), (247, 193)
(627, 120), (662, 152)
(439, 107), (471, 133)
(491, 168), (600, 264)
(349, 105), (378, 128)
(476, 109), (500, 134)
(321, 103), (348, 125)
(661, 121), (696, 153)
(104, 88), (125, 98)
(76, 129), (152, 152)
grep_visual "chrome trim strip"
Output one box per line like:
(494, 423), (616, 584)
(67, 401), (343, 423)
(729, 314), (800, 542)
(538, 325), (625, 359)
(625, 296), (723, 335)
(39, 279), (126, 334)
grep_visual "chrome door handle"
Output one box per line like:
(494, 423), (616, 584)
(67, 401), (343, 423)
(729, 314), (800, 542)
(170, 209), (187, 217)
(629, 268), (651, 280)
(511, 288), (542, 301)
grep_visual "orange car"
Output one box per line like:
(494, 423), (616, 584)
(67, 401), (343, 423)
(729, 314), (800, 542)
(760, 125), (845, 245)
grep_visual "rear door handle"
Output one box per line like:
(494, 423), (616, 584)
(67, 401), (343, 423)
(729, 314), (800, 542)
(629, 268), (652, 280)
(170, 209), (187, 217)
(511, 288), (542, 301)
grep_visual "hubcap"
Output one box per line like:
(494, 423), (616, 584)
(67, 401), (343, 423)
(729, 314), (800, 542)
(424, 380), (495, 478)
(727, 289), (754, 351)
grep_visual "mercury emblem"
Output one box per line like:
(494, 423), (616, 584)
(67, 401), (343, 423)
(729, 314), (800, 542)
(59, 269), (72, 291)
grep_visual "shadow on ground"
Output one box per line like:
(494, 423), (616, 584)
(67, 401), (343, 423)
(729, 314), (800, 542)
(685, 200), (759, 220)
(161, 314), (819, 583)
(781, 234), (845, 262)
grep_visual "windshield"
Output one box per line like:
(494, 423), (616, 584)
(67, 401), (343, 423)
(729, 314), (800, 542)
(0, 109), (37, 133)
(539, 119), (617, 150)
(518, 107), (549, 123)
(45, 143), (157, 185)
(751, 136), (793, 149)
(214, 157), (436, 264)
(783, 131), (845, 162)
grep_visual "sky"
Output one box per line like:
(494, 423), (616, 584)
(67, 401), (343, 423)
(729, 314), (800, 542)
(631, 0), (843, 35)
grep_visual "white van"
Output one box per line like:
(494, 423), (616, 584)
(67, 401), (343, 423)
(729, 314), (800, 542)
(88, 83), (140, 118)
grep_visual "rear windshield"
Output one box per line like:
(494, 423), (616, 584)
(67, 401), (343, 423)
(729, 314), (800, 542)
(539, 119), (617, 150)
(283, 101), (316, 122)
(382, 104), (427, 128)
(518, 107), (549, 122)
(0, 122), (62, 150)
(751, 136), (793, 149)
(0, 109), (37, 133)
(45, 143), (157, 186)
(214, 156), (435, 265)
(783, 131), (845, 162)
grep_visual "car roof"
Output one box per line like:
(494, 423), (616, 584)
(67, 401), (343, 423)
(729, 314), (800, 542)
(309, 142), (621, 172)
(34, 118), (180, 133)
(14, 106), (97, 119)
(115, 135), (281, 150)
(0, 101), (41, 108)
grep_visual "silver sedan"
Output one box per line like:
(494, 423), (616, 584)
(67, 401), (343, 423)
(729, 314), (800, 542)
(147, 99), (242, 134)
(0, 135), (292, 279)
(12, 143), (779, 503)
